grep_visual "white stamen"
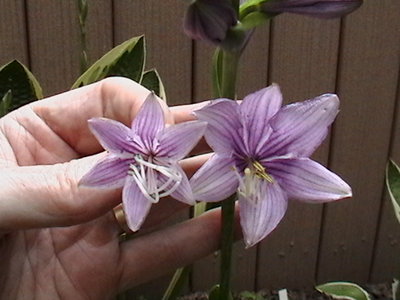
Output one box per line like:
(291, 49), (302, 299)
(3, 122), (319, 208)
(128, 155), (182, 203)
(234, 162), (273, 206)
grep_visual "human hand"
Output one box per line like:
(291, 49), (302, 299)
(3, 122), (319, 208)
(0, 77), (223, 299)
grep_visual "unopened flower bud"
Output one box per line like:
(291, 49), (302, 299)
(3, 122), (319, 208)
(261, 0), (363, 19)
(183, 0), (238, 45)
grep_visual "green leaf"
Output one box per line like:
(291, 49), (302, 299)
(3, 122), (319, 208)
(239, 291), (265, 300)
(316, 282), (371, 300)
(208, 284), (233, 300)
(0, 90), (12, 117)
(386, 160), (400, 224)
(240, 11), (270, 29)
(212, 48), (223, 97)
(72, 35), (146, 88)
(0, 60), (43, 111)
(140, 69), (166, 101)
(161, 267), (190, 300)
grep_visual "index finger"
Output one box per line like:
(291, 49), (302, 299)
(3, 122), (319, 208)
(31, 77), (179, 156)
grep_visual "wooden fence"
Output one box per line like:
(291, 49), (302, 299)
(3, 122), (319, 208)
(1, 0), (400, 298)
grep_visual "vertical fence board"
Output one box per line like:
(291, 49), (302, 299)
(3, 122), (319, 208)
(256, 15), (340, 290)
(0, 0), (28, 66)
(317, 0), (400, 283)
(191, 26), (270, 293)
(113, 0), (192, 105)
(113, 1), (192, 298)
(370, 78), (400, 281)
(26, 0), (81, 96)
(85, 0), (113, 66)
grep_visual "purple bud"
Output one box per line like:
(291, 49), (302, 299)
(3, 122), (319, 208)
(183, 0), (237, 44)
(261, 0), (363, 19)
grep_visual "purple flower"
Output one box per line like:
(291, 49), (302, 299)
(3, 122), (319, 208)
(183, 0), (237, 45)
(261, 0), (363, 18)
(79, 92), (207, 231)
(190, 85), (352, 247)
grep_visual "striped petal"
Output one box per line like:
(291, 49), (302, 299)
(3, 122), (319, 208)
(131, 92), (165, 149)
(266, 157), (352, 202)
(79, 155), (130, 188)
(239, 180), (288, 248)
(155, 121), (207, 160)
(239, 84), (282, 156)
(260, 93), (339, 158)
(168, 164), (195, 205)
(195, 99), (246, 155)
(123, 178), (153, 232)
(88, 118), (144, 154)
(190, 154), (238, 202)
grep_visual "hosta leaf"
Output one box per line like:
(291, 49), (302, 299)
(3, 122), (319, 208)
(0, 60), (43, 111)
(316, 282), (371, 300)
(386, 160), (400, 224)
(0, 90), (12, 117)
(72, 35), (146, 88)
(208, 285), (233, 300)
(140, 69), (166, 101)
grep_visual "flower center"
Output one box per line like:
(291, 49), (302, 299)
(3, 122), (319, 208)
(128, 155), (182, 203)
(235, 161), (273, 204)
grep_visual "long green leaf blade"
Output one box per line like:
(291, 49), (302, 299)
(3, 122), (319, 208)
(71, 36), (146, 88)
(0, 90), (12, 117)
(140, 69), (166, 101)
(386, 160), (400, 224)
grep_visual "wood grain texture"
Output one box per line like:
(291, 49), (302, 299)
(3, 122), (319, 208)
(369, 37), (400, 282)
(191, 26), (270, 293)
(257, 14), (341, 290)
(85, 0), (113, 65)
(25, 0), (112, 96)
(317, 0), (400, 284)
(113, 0), (192, 106)
(26, 0), (81, 96)
(0, 0), (29, 66)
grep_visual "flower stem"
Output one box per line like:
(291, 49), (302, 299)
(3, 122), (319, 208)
(219, 51), (240, 99)
(212, 48), (240, 300)
(219, 194), (236, 300)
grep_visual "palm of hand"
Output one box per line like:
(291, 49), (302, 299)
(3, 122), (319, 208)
(0, 78), (221, 300)
(0, 98), (123, 299)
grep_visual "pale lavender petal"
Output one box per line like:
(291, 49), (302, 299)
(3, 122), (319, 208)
(265, 157), (352, 202)
(79, 155), (130, 188)
(123, 179), (152, 232)
(260, 94), (339, 158)
(195, 99), (246, 155)
(239, 181), (288, 248)
(169, 164), (195, 205)
(155, 121), (207, 160)
(88, 118), (143, 154)
(190, 154), (238, 202)
(131, 92), (165, 148)
(239, 84), (282, 156)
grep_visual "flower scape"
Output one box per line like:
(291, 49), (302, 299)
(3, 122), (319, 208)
(80, 85), (351, 247)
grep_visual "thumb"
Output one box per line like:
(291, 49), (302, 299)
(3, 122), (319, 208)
(0, 153), (121, 231)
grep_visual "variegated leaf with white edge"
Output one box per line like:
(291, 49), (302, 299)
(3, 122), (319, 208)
(316, 282), (371, 300)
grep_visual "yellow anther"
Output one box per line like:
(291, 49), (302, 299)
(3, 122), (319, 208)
(252, 161), (274, 183)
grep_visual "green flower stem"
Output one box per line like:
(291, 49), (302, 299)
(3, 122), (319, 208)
(213, 48), (241, 300)
(219, 194), (236, 300)
(219, 50), (240, 99)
